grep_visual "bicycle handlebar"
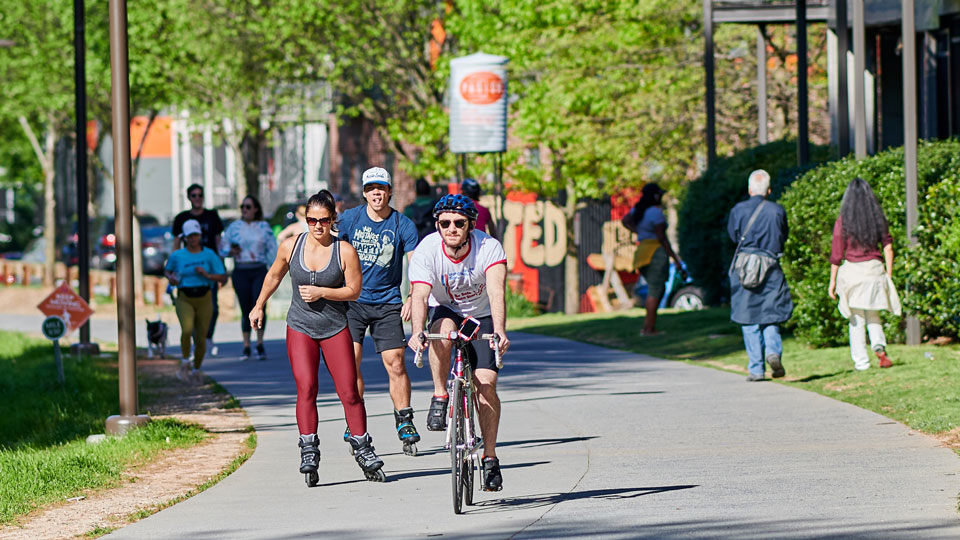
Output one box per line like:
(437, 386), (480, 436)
(413, 332), (503, 369)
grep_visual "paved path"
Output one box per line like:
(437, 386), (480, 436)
(3, 313), (959, 538)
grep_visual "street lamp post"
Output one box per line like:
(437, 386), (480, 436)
(70, 0), (99, 356)
(105, 0), (149, 435)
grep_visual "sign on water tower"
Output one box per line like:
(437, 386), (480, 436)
(449, 52), (509, 154)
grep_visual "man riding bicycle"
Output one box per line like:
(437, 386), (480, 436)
(408, 194), (510, 491)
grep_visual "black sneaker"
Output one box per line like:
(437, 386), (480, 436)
(241, 346), (251, 361)
(766, 354), (785, 378)
(256, 343), (266, 361)
(426, 396), (449, 431)
(482, 456), (502, 491)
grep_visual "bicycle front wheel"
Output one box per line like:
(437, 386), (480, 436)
(450, 380), (465, 514)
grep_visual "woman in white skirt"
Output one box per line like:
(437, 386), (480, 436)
(828, 178), (901, 370)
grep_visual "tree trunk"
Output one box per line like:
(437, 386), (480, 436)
(224, 123), (247, 204)
(130, 112), (158, 305)
(240, 127), (262, 201)
(563, 177), (579, 315)
(19, 116), (57, 285)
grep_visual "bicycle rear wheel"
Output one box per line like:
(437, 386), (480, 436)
(450, 380), (465, 514)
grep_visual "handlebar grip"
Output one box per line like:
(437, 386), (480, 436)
(481, 333), (504, 369)
(414, 350), (423, 368)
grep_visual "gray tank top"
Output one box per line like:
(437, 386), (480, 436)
(285, 233), (348, 339)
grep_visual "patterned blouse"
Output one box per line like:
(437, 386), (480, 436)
(220, 220), (278, 267)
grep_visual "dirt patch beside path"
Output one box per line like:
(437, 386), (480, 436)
(0, 359), (254, 540)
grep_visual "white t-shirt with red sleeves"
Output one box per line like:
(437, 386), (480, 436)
(409, 230), (507, 318)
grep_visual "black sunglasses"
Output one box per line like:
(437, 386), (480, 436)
(188, 192), (204, 199)
(306, 216), (333, 227)
(438, 219), (468, 230)
(240, 204), (255, 210)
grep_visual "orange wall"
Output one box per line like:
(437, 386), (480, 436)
(129, 116), (173, 159)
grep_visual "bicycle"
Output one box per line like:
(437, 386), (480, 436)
(413, 316), (503, 514)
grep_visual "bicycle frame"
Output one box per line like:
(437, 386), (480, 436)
(413, 318), (501, 514)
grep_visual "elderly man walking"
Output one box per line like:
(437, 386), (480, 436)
(727, 169), (793, 381)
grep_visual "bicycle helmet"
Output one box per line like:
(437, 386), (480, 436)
(460, 178), (481, 200)
(432, 194), (479, 221)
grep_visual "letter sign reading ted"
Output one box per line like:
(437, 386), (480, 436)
(459, 72), (504, 105)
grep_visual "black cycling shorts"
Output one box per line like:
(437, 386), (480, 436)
(429, 305), (499, 373)
(346, 301), (406, 353)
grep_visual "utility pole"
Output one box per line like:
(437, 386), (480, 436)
(105, 0), (149, 435)
(902, 0), (921, 345)
(71, 0), (99, 356)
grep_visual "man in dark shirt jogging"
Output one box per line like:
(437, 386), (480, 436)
(339, 167), (422, 455)
(172, 184), (225, 356)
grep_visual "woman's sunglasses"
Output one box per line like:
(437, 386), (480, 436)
(240, 204), (255, 210)
(438, 219), (467, 230)
(306, 216), (334, 227)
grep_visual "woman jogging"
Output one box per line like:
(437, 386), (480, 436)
(221, 195), (277, 361)
(828, 178), (901, 370)
(248, 190), (385, 484)
(164, 219), (227, 383)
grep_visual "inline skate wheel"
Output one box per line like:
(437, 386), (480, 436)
(403, 442), (418, 456)
(305, 471), (318, 487)
(365, 469), (386, 482)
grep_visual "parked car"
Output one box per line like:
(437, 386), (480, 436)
(634, 262), (706, 311)
(91, 215), (161, 270)
(140, 225), (174, 275)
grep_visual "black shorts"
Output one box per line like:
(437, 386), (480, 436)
(346, 302), (406, 353)
(429, 305), (499, 373)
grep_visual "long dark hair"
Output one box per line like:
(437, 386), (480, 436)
(839, 178), (888, 249)
(306, 189), (339, 232)
(632, 183), (664, 221)
(242, 195), (264, 220)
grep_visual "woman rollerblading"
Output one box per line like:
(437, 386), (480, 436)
(347, 433), (386, 482)
(298, 434), (321, 487)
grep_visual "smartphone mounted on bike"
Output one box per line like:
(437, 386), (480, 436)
(458, 316), (481, 341)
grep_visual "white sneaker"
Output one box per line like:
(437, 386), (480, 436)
(208, 338), (218, 357)
(176, 361), (191, 382)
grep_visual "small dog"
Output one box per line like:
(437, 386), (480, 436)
(146, 318), (168, 359)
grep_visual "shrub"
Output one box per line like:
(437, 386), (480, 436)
(780, 139), (960, 346)
(677, 140), (830, 304)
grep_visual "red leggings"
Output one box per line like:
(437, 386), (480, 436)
(286, 326), (367, 436)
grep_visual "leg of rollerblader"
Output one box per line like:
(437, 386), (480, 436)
(426, 317), (456, 431)
(298, 434), (320, 487)
(347, 433), (385, 482)
(475, 369), (502, 491)
(381, 347), (420, 454)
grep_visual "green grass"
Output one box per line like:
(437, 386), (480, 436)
(0, 330), (222, 525)
(0, 331), (126, 448)
(511, 307), (960, 442)
(0, 418), (206, 524)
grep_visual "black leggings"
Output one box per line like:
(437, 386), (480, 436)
(233, 265), (268, 333)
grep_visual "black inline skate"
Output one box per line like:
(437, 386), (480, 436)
(346, 433), (386, 482)
(298, 434), (321, 487)
(394, 407), (421, 456)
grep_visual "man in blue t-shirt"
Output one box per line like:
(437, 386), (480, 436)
(339, 167), (421, 454)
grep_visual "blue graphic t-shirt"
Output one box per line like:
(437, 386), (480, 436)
(339, 205), (419, 304)
(164, 247), (226, 289)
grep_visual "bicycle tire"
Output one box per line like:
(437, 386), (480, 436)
(464, 388), (478, 506)
(450, 380), (465, 514)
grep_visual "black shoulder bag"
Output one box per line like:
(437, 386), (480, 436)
(729, 201), (779, 289)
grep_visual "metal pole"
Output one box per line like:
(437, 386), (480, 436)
(71, 0), (99, 356)
(902, 0), (921, 345)
(757, 25), (768, 144)
(853, 0), (867, 158)
(704, 0), (716, 165)
(106, 0), (149, 435)
(836, 0), (850, 156)
(796, 0), (809, 165)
